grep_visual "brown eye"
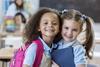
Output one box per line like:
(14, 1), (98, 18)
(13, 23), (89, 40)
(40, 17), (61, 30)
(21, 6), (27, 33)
(73, 29), (77, 32)
(53, 22), (58, 25)
(44, 22), (48, 25)
(64, 27), (68, 30)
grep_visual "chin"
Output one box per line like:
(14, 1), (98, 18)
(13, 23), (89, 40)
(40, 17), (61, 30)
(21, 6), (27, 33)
(65, 38), (74, 42)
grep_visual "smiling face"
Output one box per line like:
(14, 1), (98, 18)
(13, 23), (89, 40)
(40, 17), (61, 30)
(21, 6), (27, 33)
(14, 15), (22, 24)
(61, 19), (81, 42)
(39, 12), (60, 38)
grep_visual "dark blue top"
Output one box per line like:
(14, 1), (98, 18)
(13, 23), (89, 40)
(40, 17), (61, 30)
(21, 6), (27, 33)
(51, 46), (75, 67)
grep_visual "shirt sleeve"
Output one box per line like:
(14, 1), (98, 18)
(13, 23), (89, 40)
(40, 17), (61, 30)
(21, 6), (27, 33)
(73, 44), (87, 65)
(23, 43), (37, 66)
(6, 4), (16, 17)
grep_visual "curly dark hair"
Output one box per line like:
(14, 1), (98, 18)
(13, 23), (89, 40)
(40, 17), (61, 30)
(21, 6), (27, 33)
(23, 7), (62, 44)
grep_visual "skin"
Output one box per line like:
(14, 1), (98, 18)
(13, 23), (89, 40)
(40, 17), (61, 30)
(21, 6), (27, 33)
(14, 15), (22, 25)
(52, 61), (59, 67)
(23, 12), (60, 67)
(16, 0), (23, 6)
(77, 23), (86, 44)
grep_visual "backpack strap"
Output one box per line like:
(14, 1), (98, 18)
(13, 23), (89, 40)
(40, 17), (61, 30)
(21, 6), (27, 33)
(33, 39), (44, 67)
(10, 42), (29, 67)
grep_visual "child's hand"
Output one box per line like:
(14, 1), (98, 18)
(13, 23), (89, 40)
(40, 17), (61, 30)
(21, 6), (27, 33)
(52, 61), (59, 67)
(77, 31), (86, 44)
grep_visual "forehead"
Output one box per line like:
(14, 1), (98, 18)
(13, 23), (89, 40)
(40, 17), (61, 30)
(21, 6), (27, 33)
(63, 19), (81, 28)
(15, 15), (22, 19)
(41, 12), (58, 20)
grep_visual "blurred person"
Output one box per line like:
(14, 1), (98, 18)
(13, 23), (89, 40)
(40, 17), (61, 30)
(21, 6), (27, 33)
(5, 0), (29, 20)
(13, 12), (26, 35)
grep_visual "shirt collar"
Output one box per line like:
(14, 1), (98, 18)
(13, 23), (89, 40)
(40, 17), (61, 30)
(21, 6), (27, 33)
(58, 39), (77, 49)
(38, 37), (51, 51)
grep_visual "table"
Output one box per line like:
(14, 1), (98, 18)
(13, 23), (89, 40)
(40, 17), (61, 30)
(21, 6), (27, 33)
(95, 38), (100, 44)
(95, 32), (100, 44)
(2, 36), (23, 48)
(0, 47), (16, 67)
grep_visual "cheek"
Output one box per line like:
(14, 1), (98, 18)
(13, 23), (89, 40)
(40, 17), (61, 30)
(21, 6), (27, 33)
(39, 27), (43, 32)
(62, 28), (67, 34)
(61, 30), (65, 36)
(61, 27), (64, 32)
(57, 26), (60, 32)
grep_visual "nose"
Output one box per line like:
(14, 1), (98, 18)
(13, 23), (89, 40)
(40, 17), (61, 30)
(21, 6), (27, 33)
(48, 22), (53, 27)
(67, 30), (72, 36)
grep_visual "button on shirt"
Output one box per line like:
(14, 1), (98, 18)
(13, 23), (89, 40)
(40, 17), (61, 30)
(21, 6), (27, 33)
(23, 37), (52, 67)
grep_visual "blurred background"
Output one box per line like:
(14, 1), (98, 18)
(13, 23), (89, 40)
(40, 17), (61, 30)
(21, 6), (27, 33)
(0, 0), (100, 67)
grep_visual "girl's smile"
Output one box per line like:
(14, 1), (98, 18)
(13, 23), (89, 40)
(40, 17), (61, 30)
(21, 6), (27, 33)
(62, 19), (81, 42)
(39, 12), (59, 38)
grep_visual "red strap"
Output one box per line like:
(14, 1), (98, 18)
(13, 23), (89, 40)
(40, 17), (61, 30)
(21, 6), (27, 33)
(33, 39), (44, 67)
